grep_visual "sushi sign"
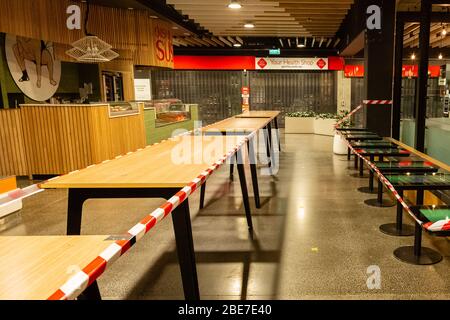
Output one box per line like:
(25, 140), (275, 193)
(255, 57), (329, 70)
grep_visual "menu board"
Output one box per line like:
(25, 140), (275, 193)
(134, 79), (152, 101)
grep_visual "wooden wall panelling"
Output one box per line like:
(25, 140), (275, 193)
(0, 0), (174, 68)
(0, 109), (28, 176)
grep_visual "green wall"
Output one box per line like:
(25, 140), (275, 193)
(144, 105), (199, 145)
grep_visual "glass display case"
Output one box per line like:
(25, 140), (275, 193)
(143, 99), (192, 127)
(108, 102), (140, 118)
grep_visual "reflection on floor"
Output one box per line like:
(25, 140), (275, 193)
(2, 133), (450, 299)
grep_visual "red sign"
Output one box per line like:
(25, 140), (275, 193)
(316, 58), (327, 69)
(344, 65), (364, 77)
(257, 58), (268, 69)
(174, 56), (256, 70)
(402, 65), (441, 78)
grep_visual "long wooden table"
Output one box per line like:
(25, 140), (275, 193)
(196, 117), (274, 209)
(235, 110), (281, 152)
(40, 134), (253, 300)
(0, 236), (114, 300)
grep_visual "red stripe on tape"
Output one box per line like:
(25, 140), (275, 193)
(47, 289), (66, 300)
(116, 239), (131, 255)
(82, 256), (107, 286)
(161, 202), (173, 216)
(176, 190), (188, 203)
(140, 215), (157, 232)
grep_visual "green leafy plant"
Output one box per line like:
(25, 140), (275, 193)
(285, 111), (316, 118)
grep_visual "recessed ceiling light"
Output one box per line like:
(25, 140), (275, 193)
(150, 15), (159, 19)
(244, 23), (255, 29)
(233, 43), (242, 47)
(442, 28), (447, 36)
(411, 53), (416, 60)
(172, 26), (179, 30)
(228, 0), (242, 9)
(439, 53), (443, 60)
(297, 44), (305, 48)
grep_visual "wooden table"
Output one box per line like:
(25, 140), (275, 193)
(235, 110), (281, 152)
(0, 235), (114, 300)
(197, 117), (275, 209)
(41, 135), (253, 300)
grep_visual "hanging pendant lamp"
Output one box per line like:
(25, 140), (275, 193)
(66, 0), (119, 63)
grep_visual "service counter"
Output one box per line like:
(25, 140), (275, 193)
(0, 103), (146, 177)
(141, 101), (199, 145)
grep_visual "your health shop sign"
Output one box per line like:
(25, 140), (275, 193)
(255, 57), (329, 70)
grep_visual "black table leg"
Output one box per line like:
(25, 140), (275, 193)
(359, 157), (364, 177)
(267, 122), (275, 169)
(78, 281), (102, 300)
(354, 154), (358, 169)
(229, 156), (235, 180)
(394, 221), (442, 265)
(262, 125), (272, 169)
(236, 149), (253, 230)
(357, 168), (377, 194)
(379, 189), (414, 236)
(67, 189), (89, 235)
(274, 117), (281, 152)
(199, 182), (206, 210)
(247, 138), (261, 209)
(172, 199), (200, 300)
(364, 178), (395, 207)
(347, 147), (351, 161)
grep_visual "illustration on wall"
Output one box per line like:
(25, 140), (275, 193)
(5, 34), (61, 101)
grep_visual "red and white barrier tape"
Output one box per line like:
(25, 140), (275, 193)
(335, 100), (393, 129)
(47, 132), (255, 300)
(339, 132), (449, 233)
(0, 184), (43, 208)
(363, 100), (393, 105)
(334, 104), (363, 128)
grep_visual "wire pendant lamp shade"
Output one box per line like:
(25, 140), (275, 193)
(66, 36), (119, 63)
(66, 1), (119, 63)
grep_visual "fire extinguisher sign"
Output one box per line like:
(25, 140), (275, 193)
(241, 86), (250, 112)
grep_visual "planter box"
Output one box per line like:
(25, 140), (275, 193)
(285, 117), (314, 134)
(314, 118), (336, 136)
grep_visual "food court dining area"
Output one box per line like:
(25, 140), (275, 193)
(0, 0), (450, 307)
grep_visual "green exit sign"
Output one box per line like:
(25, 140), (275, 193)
(269, 48), (280, 55)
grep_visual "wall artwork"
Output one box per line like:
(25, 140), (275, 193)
(5, 34), (61, 101)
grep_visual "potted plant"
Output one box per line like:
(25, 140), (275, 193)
(333, 110), (352, 154)
(285, 111), (316, 134)
(314, 112), (338, 136)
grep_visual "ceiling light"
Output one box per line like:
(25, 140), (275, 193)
(297, 44), (305, 48)
(228, 0), (242, 9)
(244, 23), (255, 29)
(233, 43), (242, 47)
(411, 53), (416, 60)
(439, 53), (443, 60)
(150, 15), (159, 19)
(442, 28), (447, 36)
(172, 26), (179, 30)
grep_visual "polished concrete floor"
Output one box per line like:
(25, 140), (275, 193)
(2, 133), (450, 299)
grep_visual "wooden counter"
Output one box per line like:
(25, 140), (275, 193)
(18, 103), (146, 176)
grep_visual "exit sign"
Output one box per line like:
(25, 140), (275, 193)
(269, 48), (280, 55)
